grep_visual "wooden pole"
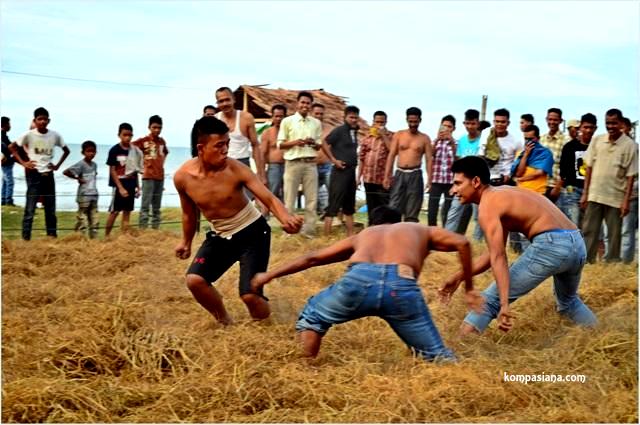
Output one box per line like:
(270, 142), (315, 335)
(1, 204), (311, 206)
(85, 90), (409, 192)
(480, 95), (488, 121)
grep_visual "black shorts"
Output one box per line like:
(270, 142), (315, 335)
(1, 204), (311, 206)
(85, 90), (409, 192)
(186, 216), (271, 298)
(109, 178), (137, 212)
(326, 166), (356, 216)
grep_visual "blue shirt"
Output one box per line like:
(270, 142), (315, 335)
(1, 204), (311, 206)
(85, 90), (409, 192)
(456, 134), (481, 158)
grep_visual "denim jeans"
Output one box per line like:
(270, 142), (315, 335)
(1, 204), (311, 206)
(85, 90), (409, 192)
(267, 163), (284, 201)
(317, 163), (332, 215)
(464, 229), (596, 332)
(2, 163), (15, 205)
(559, 186), (584, 228)
(445, 196), (473, 234)
(296, 263), (455, 361)
(23, 170), (57, 240)
(139, 179), (164, 229)
(622, 197), (638, 263)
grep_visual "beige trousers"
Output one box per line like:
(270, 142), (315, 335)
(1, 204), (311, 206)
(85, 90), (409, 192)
(284, 160), (318, 235)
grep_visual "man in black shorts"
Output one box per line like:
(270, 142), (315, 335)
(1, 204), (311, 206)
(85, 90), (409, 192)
(321, 105), (360, 236)
(174, 116), (303, 324)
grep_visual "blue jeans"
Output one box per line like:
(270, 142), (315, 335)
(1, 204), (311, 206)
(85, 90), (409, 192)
(445, 196), (473, 234)
(472, 204), (483, 241)
(464, 229), (597, 332)
(139, 179), (163, 229)
(2, 163), (15, 205)
(267, 163), (284, 201)
(317, 163), (332, 215)
(622, 197), (638, 263)
(296, 263), (455, 361)
(559, 187), (584, 227)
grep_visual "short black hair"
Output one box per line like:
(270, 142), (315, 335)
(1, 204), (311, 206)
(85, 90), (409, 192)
(311, 103), (325, 110)
(521, 113), (534, 124)
(494, 108), (510, 119)
(606, 108), (624, 121)
(1, 116), (9, 126)
(479, 120), (491, 131)
(441, 114), (456, 127)
(451, 156), (490, 184)
(215, 86), (233, 96)
(34, 107), (49, 118)
(149, 115), (163, 126)
(297, 91), (314, 102)
(271, 104), (287, 114)
(81, 140), (97, 152)
(195, 116), (229, 138)
(373, 110), (387, 119)
(203, 105), (216, 113)
(118, 122), (133, 134)
(370, 205), (402, 225)
(581, 113), (597, 126)
(344, 105), (360, 116)
(406, 107), (422, 118)
(622, 117), (632, 128)
(464, 109), (479, 121)
(547, 108), (563, 118)
(523, 124), (540, 138)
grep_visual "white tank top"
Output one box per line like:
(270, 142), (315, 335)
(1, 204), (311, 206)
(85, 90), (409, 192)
(216, 110), (252, 159)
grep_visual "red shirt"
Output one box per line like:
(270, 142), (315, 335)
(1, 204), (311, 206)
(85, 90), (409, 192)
(133, 135), (169, 180)
(358, 133), (391, 185)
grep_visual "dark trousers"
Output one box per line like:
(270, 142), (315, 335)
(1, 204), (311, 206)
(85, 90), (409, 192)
(389, 170), (424, 222)
(427, 183), (453, 226)
(364, 182), (390, 225)
(582, 201), (623, 263)
(23, 170), (57, 240)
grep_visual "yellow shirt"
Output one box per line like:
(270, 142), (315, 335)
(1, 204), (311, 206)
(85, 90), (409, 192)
(539, 131), (567, 187)
(517, 166), (547, 194)
(584, 133), (638, 208)
(277, 112), (322, 161)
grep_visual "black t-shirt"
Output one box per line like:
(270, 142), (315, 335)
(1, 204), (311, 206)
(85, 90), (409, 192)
(1, 131), (15, 166)
(106, 143), (132, 187)
(326, 124), (358, 167)
(559, 138), (589, 189)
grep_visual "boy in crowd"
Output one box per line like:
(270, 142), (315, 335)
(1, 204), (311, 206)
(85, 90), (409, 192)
(134, 115), (169, 230)
(1, 116), (16, 206)
(9, 107), (70, 240)
(63, 141), (99, 238)
(105, 123), (141, 236)
(427, 115), (457, 226)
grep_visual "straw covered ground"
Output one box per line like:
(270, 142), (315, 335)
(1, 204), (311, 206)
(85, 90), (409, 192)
(1, 229), (638, 423)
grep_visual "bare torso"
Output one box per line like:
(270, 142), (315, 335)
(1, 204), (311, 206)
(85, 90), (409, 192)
(348, 223), (431, 275)
(176, 158), (250, 220)
(395, 130), (428, 168)
(479, 186), (577, 239)
(262, 127), (284, 164)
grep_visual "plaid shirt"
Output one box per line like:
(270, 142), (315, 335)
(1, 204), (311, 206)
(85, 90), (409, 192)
(431, 138), (456, 184)
(358, 133), (391, 185)
(539, 131), (567, 186)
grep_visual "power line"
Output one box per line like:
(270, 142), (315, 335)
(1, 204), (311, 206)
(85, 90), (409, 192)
(2, 70), (205, 91)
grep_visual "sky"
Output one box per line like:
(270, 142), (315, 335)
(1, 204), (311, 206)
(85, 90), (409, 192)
(1, 0), (639, 149)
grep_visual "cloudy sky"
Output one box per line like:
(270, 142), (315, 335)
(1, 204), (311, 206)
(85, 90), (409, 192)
(1, 0), (639, 148)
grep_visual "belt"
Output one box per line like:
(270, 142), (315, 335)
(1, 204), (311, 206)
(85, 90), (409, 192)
(530, 228), (579, 242)
(287, 157), (316, 163)
(397, 167), (421, 173)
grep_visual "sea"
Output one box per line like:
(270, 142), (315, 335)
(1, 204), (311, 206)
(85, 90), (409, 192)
(9, 143), (371, 211)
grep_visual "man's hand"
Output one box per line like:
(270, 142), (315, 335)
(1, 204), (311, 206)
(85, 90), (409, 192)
(497, 304), (514, 332)
(438, 276), (462, 305)
(77, 178), (86, 184)
(579, 192), (588, 209)
(523, 141), (535, 156)
(464, 290), (485, 313)
(118, 187), (129, 198)
(250, 272), (271, 293)
(425, 181), (432, 192)
(333, 159), (346, 170)
(282, 214), (304, 234)
(259, 173), (268, 186)
(135, 187), (141, 198)
(174, 241), (191, 259)
(620, 199), (630, 217)
(383, 175), (392, 190)
(549, 186), (561, 201)
(24, 160), (37, 170)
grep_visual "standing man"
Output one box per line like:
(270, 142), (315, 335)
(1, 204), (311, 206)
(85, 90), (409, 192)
(441, 156), (597, 335)
(312, 103), (332, 217)
(1, 116), (16, 206)
(260, 104), (287, 201)
(540, 108), (567, 202)
(478, 108), (523, 188)
(214, 87), (266, 185)
(445, 109), (482, 235)
(9, 107), (70, 240)
(277, 91), (323, 238)
(427, 115), (457, 226)
(555, 113), (598, 227)
(174, 116), (302, 324)
(580, 109), (637, 263)
(134, 115), (169, 230)
(358, 110), (392, 226)
(383, 107), (433, 222)
(321, 105), (360, 236)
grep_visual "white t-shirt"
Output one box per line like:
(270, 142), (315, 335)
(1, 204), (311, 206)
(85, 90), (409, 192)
(478, 131), (523, 179)
(16, 129), (66, 173)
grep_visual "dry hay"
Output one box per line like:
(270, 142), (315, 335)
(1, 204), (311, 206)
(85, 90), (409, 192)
(1, 230), (637, 423)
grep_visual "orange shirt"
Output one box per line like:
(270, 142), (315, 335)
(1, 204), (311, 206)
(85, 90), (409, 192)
(133, 135), (169, 180)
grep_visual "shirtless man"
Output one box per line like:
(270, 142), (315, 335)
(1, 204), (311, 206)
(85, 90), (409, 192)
(439, 156), (597, 335)
(251, 205), (483, 361)
(383, 107), (433, 222)
(174, 116), (303, 324)
(260, 104), (287, 201)
(214, 87), (267, 184)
